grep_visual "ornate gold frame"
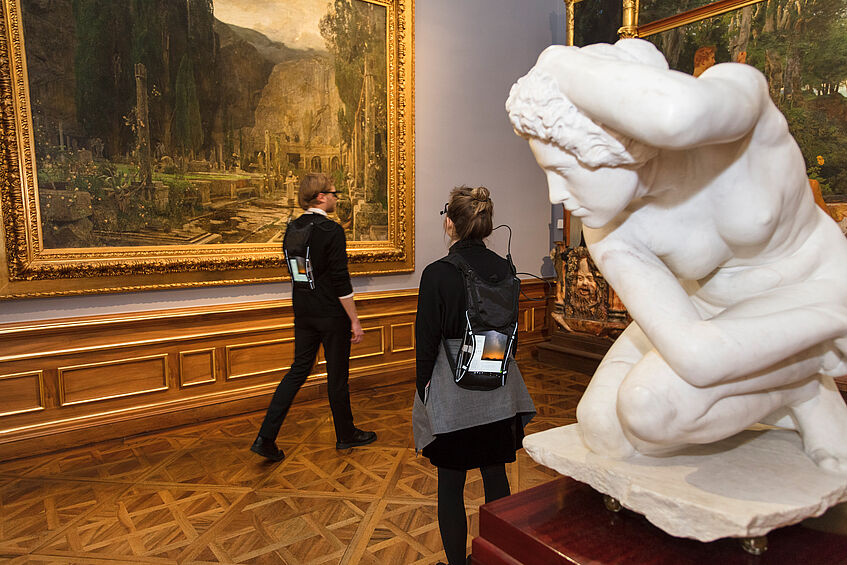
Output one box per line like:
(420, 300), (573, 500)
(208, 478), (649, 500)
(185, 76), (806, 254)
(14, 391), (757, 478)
(0, 0), (414, 299)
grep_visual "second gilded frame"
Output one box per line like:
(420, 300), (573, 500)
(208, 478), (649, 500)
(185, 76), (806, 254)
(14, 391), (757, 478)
(634, 0), (847, 230)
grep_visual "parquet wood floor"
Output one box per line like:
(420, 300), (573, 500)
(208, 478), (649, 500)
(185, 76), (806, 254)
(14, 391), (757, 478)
(0, 352), (588, 564)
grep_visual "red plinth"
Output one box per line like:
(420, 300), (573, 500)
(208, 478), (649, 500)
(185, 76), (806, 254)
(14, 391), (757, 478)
(472, 476), (847, 565)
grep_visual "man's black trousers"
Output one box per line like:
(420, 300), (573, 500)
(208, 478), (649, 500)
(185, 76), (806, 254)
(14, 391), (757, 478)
(258, 315), (356, 442)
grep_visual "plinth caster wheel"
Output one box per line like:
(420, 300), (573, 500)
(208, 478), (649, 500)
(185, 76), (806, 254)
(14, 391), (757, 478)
(740, 536), (767, 555)
(602, 494), (622, 512)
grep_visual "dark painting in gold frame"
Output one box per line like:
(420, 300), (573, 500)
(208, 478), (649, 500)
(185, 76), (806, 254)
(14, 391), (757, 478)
(635, 0), (847, 232)
(0, 0), (414, 299)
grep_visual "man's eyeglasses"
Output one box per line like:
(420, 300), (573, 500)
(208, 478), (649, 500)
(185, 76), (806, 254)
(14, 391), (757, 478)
(321, 190), (340, 197)
(439, 202), (448, 216)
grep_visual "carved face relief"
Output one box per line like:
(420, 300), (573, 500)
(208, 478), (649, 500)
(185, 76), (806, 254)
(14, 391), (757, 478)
(529, 138), (639, 228)
(575, 258), (600, 307)
(565, 248), (607, 321)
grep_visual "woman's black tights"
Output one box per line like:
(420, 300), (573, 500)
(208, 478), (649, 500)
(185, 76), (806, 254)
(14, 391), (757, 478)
(437, 464), (510, 565)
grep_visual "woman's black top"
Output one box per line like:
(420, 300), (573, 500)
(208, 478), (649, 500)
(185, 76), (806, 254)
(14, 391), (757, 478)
(415, 238), (524, 470)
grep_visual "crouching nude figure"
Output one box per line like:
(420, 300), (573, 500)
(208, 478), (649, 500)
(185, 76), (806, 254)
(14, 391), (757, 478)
(506, 39), (847, 472)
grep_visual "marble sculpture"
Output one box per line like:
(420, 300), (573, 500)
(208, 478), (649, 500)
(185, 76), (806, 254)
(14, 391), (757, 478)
(506, 39), (847, 474)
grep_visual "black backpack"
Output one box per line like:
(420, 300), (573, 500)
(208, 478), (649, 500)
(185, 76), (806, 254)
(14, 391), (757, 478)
(283, 219), (316, 290)
(439, 251), (520, 391)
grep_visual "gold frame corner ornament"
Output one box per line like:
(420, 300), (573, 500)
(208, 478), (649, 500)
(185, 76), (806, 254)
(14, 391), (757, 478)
(0, 0), (415, 299)
(619, 0), (639, 38)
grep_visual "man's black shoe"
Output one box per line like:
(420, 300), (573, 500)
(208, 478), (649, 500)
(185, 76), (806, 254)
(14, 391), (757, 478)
(336, 429), (377, 450)
(250, 435), (285, 461)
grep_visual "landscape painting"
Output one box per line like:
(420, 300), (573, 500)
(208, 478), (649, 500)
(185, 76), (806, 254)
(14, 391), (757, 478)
(24, 0), (387, 248)
(639, 0), (847, 210)
(0, 0), (413, 297)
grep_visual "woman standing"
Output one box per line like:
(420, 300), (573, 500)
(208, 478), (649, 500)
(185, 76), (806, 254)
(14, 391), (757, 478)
(413, 186), (535, 565)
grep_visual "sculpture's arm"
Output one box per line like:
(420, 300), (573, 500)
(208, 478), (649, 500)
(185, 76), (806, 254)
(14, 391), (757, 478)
(534, 46), (769, 149)
(586, 231), (847, 388)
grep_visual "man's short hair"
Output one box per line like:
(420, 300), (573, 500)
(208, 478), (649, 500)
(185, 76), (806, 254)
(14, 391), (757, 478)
(506, 39), (665, 168)
(298, 173), (332, 209)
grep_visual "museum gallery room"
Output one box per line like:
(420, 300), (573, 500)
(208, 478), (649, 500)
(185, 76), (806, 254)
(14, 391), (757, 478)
(3, 0), (847, 563)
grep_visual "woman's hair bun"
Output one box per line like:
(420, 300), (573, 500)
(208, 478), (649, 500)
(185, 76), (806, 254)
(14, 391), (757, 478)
(470, 186), (491, 202)
(447, 185), (494, 240)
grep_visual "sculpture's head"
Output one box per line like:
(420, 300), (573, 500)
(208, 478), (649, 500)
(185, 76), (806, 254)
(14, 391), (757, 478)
(506, 39), (665, 169)
(505, 39), (665, 227)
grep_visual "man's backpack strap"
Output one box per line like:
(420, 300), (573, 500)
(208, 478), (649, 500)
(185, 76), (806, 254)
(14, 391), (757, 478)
(283, 218), (314, 254)
(284, 218), (317, 289)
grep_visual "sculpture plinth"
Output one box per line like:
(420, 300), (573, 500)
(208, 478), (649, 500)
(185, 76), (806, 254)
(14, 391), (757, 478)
(523, 425), (847, 543)
(472, 473), (847, 565)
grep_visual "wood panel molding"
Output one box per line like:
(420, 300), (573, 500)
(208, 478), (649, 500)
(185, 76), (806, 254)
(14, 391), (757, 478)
(178, 348), (216, 388)
(390, 322), (415, 353)
(58, 354), (169, 407)
(225, 337), (296, 381)
(0, 281), (551, 460)
(0, 370), (45, 417)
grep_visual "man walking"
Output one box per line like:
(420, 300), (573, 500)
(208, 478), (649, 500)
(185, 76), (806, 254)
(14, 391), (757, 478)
(251, 173), (377, 461)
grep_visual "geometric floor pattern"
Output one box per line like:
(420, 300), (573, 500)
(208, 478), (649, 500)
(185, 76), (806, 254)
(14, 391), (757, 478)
(0, 352), (589, 564)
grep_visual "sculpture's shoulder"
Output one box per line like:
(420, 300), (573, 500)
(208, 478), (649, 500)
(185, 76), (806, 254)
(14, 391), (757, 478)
(698, 63), (773, 127)
(702, 63), (792, 137)
(698, 62), (768, 95)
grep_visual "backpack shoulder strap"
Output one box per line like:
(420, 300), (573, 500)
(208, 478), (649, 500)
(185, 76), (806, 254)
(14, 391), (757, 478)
(438, 251), (475, 303)
(311, 213), (338, 231)
(284, 217), (316, 254)
(441, 337), (460, 376)
(437, 251), (471, 273)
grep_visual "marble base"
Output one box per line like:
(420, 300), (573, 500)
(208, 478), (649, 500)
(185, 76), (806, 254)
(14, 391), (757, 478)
(523, 424), (847, 542)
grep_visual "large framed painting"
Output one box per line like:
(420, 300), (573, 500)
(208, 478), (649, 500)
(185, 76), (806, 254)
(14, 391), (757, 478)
(0, 0), (414, 299)
(635, 0), (847, 230)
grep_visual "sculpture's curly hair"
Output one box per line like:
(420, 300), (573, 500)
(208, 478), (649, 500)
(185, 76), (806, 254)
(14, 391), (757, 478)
(505, 40), (665, 168)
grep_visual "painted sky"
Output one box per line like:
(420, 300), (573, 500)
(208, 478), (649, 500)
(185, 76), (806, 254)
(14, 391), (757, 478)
(213, 0), (331, 50)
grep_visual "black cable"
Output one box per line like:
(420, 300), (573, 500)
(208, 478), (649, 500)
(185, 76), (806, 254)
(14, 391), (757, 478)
(516, 271), (554, 301)
(491, 224), (514, 275)
(492, 224), (513, 253)
(491, 224), (555, 301)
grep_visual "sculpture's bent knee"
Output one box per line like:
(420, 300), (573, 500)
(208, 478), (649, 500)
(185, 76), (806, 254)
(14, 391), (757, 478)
(617, 381), (677, 444)
(577, 394), (635, 458)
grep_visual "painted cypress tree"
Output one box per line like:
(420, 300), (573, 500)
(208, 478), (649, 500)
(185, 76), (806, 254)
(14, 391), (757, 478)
(320, 0), (388, 203)
(186, 0), (218, 159)
(173, 54), (203, 158)
(131, 0), (166, 154)
(72, 0), (133, 158)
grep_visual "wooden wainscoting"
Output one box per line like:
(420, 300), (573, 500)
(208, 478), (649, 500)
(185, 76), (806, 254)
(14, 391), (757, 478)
(0, 281), (550, 460)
